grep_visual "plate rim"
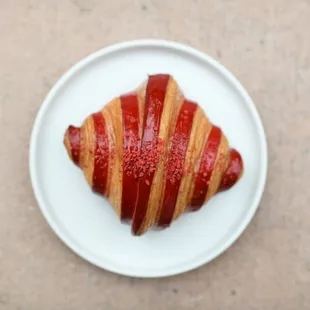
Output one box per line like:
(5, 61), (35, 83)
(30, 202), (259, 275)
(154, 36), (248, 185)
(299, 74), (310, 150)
(29, 39), (268, 278)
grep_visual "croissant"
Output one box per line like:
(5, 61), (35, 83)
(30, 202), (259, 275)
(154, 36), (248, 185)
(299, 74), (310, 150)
(64, 74), (243, 236)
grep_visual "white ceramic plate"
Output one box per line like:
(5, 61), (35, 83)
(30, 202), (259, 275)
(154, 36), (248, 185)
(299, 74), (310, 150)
(29, 40), (267, 278)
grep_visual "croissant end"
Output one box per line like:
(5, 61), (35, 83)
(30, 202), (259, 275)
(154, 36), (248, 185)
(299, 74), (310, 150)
(64, 125), (81, 167)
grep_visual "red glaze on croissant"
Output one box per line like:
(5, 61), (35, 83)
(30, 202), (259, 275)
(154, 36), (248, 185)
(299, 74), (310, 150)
(64, 74), (243, 236)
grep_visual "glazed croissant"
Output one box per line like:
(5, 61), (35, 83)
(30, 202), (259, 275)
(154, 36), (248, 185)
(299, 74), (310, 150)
(64, 74), (243, 236)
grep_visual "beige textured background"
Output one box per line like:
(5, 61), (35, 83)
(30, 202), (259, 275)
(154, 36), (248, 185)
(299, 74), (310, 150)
(1, 0), (310, 309)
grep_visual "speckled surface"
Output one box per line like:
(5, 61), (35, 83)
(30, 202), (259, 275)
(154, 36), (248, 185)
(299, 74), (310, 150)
(1, 0), (310, 309)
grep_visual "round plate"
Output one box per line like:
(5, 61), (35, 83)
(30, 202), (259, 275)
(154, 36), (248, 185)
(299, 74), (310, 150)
(29, 40), (267, 278)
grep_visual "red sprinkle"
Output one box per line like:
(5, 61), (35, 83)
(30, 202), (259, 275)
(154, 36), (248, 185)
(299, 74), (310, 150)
(132, 74), (169, 235)
(92, 112), (109, 195)
(189, 126), (222, 210)
(158, 99), (197, 227)
(121, 93), (141, 222)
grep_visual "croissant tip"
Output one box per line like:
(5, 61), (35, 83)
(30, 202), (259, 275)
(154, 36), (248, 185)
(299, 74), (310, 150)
(131, 223), (146, 236)
(131, 227), (141, 237)
(64, 125), (81, 166)
(64, 127), (71, 156)
(147, 73), (172, 79)
(218, 148), (243, 192)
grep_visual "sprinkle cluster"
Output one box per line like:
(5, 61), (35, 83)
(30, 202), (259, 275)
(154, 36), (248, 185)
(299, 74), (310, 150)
(165, 133), (188, 184)
(122, 138), (166, 181)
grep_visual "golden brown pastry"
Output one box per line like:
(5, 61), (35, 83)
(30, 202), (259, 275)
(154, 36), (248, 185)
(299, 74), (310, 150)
(64, 74), (243, 236)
